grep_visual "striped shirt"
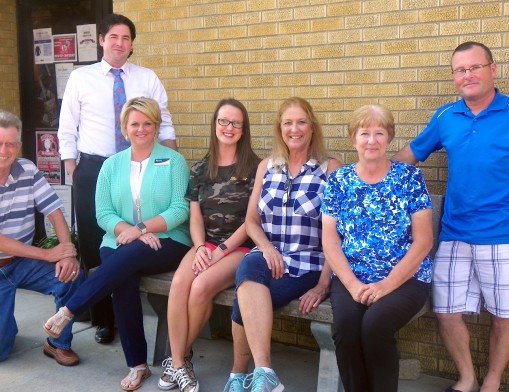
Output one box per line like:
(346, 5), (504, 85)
(252, 158), (329, 277)
(0, 159), (62, 259)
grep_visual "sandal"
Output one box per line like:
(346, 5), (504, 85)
(43, 307), (73, 339)
(121, 365), (151, 391)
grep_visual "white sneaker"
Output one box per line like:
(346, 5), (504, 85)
(158, 357), (177, 390)
(174, 367), (199, 392)
(158, 353), (195, 390)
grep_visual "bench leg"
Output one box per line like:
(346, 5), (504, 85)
(310, 321), (344, 392)
(141, 293), (169, 366)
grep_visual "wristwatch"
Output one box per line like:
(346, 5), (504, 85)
(136, 222), (147, 235)
(218, 243), (230, 256)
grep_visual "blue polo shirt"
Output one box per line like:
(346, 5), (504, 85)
(410, 89), (509, 244)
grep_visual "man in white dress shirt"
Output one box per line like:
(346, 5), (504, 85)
(58, 13), (177, 344)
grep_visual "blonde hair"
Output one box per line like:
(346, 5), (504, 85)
(271, 97), (328, 165)
(348, 104), (395, 143)
(120, 97), (162, 139)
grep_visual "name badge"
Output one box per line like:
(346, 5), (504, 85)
(154, 158), (170, 166)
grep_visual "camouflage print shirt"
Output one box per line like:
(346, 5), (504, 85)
(186, 159), (256, 247)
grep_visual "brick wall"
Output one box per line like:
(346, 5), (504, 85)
(0, 0), (20, 115)
(112, 0), (508, 386)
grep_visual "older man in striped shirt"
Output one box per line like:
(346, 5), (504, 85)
(0, 111), (84, 366)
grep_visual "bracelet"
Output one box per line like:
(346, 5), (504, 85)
(195, 244), (206, 253)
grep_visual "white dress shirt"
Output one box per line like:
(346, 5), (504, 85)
(58, 59), (176, 160)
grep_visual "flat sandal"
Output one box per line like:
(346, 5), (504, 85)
(43, 307), (73, 339)
(121, 365), (151, 391)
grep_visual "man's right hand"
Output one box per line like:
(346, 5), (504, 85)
(44, 242), (77, 262)
(65, 159), (77, 178)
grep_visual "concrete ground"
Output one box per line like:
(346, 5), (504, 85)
(0, 289), (454, 391)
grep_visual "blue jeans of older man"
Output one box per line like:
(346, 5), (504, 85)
(0, 257), (84, 361)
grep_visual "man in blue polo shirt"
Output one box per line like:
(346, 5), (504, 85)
(394, 42), (509, 392)
(0, 111), (84, 366)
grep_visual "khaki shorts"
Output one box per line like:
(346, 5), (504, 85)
(432, 241), (509, 318)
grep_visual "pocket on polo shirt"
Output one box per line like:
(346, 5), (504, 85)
(294, 191), (322, 218)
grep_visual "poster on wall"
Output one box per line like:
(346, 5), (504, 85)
(36, 130), (61, 185)
(53, 34), (77, 62)
(77, 24), (98, 62)
(33, 28), (53, 64)
(55, 63), (74, 99)
(44, 185), (73, 236)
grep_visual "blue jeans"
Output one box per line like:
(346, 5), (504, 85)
(0, 257), (84, 361)
(231, 250), (321, 325)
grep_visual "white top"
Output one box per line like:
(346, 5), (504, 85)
(58, 59), (176, 160)
(130, 157), (149, 223)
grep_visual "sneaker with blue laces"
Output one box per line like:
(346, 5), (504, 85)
(223, 373), (248, 392)
(244, 368), (284, 392)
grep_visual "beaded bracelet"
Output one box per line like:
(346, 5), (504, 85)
(195, 244), (206, 253)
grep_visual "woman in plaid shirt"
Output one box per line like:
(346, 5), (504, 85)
(223, 97), (341, 392)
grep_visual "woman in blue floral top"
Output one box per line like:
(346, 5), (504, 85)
(321, 104), (433, 392)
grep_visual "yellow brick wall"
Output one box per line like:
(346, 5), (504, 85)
(0, 0), (20, 115)
(115, 0), (509, 197)
(112, 0), (508, 386)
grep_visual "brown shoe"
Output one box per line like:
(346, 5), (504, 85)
(43, 339), (80, 366)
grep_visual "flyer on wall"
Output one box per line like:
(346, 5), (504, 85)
(44, 185), (73, 236)
(33, 28), (53, 64)
(36, 130), (61, 185)
(53, 34), (77, 62)
(77, 23), (98, 62)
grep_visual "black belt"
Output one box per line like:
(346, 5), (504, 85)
(0, 257), (17, 267)
(80, 152), (108, 163)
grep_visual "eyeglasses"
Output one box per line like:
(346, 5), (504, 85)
(452, 63), (492, 78)
(0, 141), (19, 149)
(217, 118), (243, 129)
(282, 178), (293, 205)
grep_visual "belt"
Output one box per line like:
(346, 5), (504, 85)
(0, 257), (17, 268)
(80, 152), (108, 163)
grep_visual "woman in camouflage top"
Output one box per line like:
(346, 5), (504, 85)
(159, 99), (260, 392)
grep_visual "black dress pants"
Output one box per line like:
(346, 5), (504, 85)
(330, 277), (430, 392)
(72, 153), (114, 328)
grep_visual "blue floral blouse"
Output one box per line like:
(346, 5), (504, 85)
(321, 161), (433, 284)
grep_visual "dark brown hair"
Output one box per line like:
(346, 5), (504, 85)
(205, 98), (260, 181)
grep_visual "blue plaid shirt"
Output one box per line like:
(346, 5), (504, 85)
(251, 158), (329, 277)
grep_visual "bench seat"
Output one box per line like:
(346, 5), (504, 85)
(93, 194), (443, 392)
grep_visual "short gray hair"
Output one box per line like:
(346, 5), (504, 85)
(0, 111), (22, 141)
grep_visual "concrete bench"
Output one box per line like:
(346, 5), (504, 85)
(104, 194), (443, 392)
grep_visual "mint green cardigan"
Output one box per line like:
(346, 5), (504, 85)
(95, 143), (191, 249)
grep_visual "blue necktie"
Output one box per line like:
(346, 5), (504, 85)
(112, 69), (130, 152)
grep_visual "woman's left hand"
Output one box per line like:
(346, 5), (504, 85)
(116, 226), (142, 246)
(140, 233), (161, 251)
(358, 281), (388, 306)
(299, 284), (329, 314)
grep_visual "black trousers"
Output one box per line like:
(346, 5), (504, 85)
(330, 277), (430, 392)
(72, 153), (114, 328)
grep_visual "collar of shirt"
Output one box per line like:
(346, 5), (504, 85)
(100, 58), (130, 77)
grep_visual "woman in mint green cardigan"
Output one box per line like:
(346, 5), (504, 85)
(44, 97), (191, 391)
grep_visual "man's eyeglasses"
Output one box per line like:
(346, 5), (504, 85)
(217, 118), (243, 129)
(452, 63), (492, 78)
(282, 178), (293, 205)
